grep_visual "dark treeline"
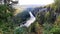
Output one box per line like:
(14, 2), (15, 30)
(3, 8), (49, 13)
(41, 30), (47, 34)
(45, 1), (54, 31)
(0, 0), (60, 34)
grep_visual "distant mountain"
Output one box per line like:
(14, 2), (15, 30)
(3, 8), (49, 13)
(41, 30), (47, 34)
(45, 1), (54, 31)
(13, 6), (47, 25)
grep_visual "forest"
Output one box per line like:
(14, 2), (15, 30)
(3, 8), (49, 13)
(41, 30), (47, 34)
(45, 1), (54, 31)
(0, 0), (60, 34)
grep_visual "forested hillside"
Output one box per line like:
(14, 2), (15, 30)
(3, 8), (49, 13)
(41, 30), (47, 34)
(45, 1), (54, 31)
(0, 0), (60, 34)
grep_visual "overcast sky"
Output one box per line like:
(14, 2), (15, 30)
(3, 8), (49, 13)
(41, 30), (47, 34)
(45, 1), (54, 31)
(17, 0), (54, 5)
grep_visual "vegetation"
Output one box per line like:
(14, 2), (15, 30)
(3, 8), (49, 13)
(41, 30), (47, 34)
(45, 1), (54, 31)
(0, 4), (15, 34)
(0, 0), (60, 34)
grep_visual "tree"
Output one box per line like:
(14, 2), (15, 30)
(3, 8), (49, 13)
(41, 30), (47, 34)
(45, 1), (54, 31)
(0, 4), (15, 34)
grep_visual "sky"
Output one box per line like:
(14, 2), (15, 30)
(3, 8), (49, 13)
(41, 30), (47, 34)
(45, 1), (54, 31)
(12, 0), (54, 9)
(18, 0), (54, 5)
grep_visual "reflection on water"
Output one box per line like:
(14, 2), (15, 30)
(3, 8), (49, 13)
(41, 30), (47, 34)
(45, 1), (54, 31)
(20, 11), (36, 27)
(12, 0), (54, 27)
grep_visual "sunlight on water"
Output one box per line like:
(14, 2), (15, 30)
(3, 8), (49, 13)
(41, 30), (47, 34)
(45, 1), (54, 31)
(12, 0), (54, 27)
(20, 11), (36, 27)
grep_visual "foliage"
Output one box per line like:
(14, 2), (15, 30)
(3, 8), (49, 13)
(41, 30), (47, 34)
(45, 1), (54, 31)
(14, 26), (28, 34)
(1, 0), (60, 34)
(50, 15), (60, 34)
(13, 11), (30, 25)
(0, 4), (15, 34)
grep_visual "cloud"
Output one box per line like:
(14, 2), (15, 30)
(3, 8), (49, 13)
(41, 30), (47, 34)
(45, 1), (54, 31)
(18, 0), (54, 5)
